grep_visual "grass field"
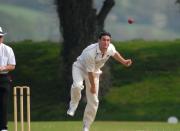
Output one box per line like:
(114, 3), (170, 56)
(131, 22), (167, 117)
(7, 41), (180, 121)
(8, 121), (180, 131)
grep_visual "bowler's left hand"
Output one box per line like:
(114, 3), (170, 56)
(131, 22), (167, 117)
(124, 59), (132, 67)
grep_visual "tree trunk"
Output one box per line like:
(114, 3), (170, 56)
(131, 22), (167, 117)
(55, 0), (115, 101)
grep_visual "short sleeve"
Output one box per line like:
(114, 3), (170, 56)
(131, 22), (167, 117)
(109, 44), (117, 56)
(8, 48), (16, 65)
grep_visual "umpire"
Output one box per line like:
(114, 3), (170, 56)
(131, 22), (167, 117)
(0, 27), (16, 131)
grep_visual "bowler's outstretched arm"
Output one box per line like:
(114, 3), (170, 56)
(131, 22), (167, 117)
(112, 52), (132, 67)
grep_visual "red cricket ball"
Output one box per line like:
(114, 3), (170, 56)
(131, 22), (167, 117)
(128, 18), (134, 24)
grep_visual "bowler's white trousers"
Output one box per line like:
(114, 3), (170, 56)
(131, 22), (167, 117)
(69, 62), (100, 128)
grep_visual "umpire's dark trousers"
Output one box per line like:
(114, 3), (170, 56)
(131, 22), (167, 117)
(0, 74), (10, 130)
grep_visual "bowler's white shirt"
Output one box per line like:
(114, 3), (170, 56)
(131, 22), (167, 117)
(74, 43), (117, 73)
(0, 43), (16, 74)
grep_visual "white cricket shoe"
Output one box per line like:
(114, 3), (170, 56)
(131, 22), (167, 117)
(1, 130), (8, 131)
(83, 127), (89, 131)
(67, 107), (76, 116)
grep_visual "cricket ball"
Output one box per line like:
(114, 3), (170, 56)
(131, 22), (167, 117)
(128, 18), (134, 24)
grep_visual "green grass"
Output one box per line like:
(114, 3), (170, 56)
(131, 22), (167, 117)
(6, 40), (180, 121)
(0, 4), (47, 20)
(100, 40), (180, 121)
(0, 4), (59, 41)
(8, 121), (180, 131)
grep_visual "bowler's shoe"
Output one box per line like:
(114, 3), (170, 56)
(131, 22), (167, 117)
(67, 107), (76, 116)
(83, 127), (89, 131)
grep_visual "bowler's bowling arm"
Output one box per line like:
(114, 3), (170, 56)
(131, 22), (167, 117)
(112, 52), (132, 67)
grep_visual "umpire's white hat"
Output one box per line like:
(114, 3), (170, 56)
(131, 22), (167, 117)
(0, 27), (7, 36)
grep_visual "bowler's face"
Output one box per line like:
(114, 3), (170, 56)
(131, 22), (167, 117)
(99, 35), (111, 51)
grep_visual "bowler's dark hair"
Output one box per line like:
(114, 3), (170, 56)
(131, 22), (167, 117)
(98, 31), (111, 39)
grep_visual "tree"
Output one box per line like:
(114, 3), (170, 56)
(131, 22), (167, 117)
(55, 0), (115, 101)
(176, 0), (180, 7)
